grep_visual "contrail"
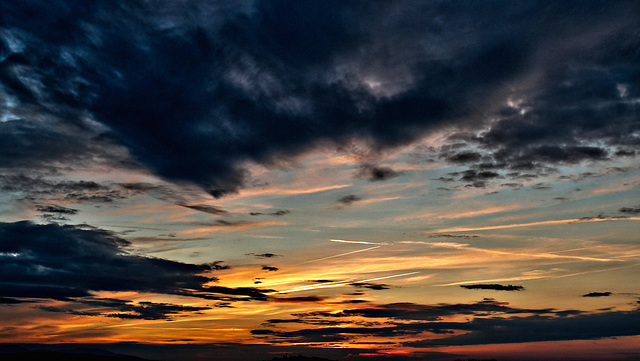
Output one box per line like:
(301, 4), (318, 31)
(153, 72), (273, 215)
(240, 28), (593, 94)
(403, 241), (618, 262)
(435, 263), (639, 286)
(434, 216), (640, 233)
(300, 245), (382, 264)
(330, 239), (393, 246)
(277, 271), (419, 294)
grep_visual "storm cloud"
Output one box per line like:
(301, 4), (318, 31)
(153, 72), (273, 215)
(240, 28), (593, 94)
(2, 1), (636, 195)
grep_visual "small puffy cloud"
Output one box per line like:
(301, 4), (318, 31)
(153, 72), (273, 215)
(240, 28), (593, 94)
(249, 210), (291, 216)
(356, 165), (402, 182)
(337, 194), (361, 205)
(460, 284), (525, 291)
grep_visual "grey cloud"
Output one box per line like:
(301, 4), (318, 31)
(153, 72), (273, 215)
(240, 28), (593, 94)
(0, 175), (137, 204)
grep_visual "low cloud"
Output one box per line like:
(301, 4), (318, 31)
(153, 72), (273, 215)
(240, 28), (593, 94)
(255, 299), (640, 348)
(582, 292), (612, 297)
(179, 203), (228, 215)
(249, 210), (291, 216)
(460, 284), (525, 291)
(337, 194), (361, 205)
(356, 165), (402, 182)
(349, 282), (389, 290)
(0, 221), (269, 302)
(619, 205), (640, 215)
(35, 205), (79, 215)
(39, 298), (210, 320)
(246, 253), (282, 259)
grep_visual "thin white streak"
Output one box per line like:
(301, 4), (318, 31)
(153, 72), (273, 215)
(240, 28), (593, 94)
(434, 217), (640, 233)
(435, 263), (639, 286)
(330, 239), (393, 246)
(276, 271), (420, 294)
(300, 245), (382, 264)
(403, 241), (617, 262)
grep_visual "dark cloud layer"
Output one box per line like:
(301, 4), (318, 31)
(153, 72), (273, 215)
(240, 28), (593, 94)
(3, 1), (637, 195)
(40, 298), (210, 320)
(256, 300), (640, 348)
(0, 221), (268, 301)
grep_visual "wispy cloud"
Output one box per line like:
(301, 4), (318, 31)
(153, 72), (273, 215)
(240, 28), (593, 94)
(434, 216), (640, 233)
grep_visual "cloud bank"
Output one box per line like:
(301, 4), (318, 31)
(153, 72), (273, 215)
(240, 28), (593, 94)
(2, 1), (637, 195)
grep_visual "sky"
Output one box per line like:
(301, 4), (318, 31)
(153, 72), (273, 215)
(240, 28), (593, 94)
(1, 1), (640, 360)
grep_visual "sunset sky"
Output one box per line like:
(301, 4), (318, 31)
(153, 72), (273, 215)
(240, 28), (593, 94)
(1, 1), (640, 360)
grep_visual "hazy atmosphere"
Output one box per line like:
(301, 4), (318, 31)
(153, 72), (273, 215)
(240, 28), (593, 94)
(1, 1), (640, 360)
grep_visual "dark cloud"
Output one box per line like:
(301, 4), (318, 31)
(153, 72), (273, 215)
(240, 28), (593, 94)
(0, 297), (28, 304)
(35, 205), (79, 215)
(531, 183), (552, 190)
(292, 300), (553, 322)
(4, 2), (636, 194)
(404, 309), (640, 347)
(0, 221), (268, 302)
(39, 298), (209, 320)
(444, 151), (483, 164)
(356, 165), (402, 182)
(337, 194), (361, 205)
(432, 177), (455, 182)
(428, 234), (479, 239)
(261, 266), (279, 272)
(255, 300), (573, 344)
(269, 296), (326, 303)
(583, 292), (612, 298)
(246, 253), (282, 259)
(460, 284), (525, 291)
(179, 204), (228, 215)
(619, 205), (640, 215)
(255, 299), (640, 348)
(349, 282), (389, 290)
(0, 175), (140, 204)
(249, 210), (290, 216)
(36, 204), (79, 222)
(196, 220), (285, 229)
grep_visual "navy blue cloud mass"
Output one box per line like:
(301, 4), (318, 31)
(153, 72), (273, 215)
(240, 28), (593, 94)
(2, 1), (637, 195)
(0, 221), (266, 302)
